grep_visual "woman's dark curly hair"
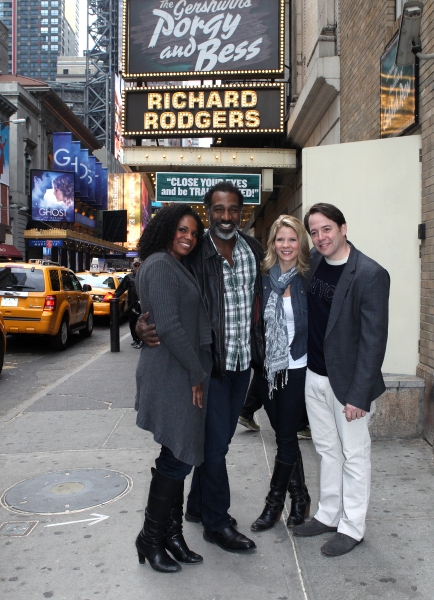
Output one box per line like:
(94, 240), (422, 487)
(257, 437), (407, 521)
(138, 204), (204, 261)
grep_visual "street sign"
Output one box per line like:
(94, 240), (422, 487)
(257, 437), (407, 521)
(156, 172), (261, 204)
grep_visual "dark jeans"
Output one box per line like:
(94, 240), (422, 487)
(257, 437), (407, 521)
(155, 445), (193, 481)
(128, 311), (140, 343)
(241, 369), (309, 430)
(257, 368), (307, 464)
(186, 366), (251, 531)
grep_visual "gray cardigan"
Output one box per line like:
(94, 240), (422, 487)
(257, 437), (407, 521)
(135, 252), (212, 466)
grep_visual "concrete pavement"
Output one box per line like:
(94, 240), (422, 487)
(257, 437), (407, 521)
(0, 334), (433, 600)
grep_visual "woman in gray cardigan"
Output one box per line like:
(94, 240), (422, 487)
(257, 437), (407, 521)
(134, 204), (212, 574)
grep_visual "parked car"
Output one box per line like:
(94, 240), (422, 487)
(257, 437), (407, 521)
(0, 310), (5, 374)
(75, 272), (128, 318)
(0, 262), (94, 351)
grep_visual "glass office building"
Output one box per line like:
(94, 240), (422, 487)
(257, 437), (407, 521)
(1, 0), (78, 80)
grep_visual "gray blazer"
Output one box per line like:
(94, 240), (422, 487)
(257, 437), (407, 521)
(305, 242), (390, 412)
(135, 252), (212, 466)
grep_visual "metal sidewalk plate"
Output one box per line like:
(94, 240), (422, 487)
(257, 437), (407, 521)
(1, 469), (132, 515)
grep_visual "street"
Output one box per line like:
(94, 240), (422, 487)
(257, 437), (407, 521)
(0, 332), (433, 599)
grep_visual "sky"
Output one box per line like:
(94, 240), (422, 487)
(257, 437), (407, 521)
(78, 0), (89, 56)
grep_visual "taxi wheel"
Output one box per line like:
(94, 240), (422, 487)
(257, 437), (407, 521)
(51, 316), (69, 351)
(80, 310), (94, 338)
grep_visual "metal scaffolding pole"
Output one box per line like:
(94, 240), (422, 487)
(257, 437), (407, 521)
(85, 0), (118, 153)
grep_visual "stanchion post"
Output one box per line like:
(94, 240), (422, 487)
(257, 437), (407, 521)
(110, 297), (120, 352)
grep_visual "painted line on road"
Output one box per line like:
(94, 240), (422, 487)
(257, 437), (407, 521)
(0, 332), (132, 429)
(257, 412), (309, 600)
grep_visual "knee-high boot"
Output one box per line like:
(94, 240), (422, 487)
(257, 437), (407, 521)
(250, 459), (293, 532)
(164, 480), (203, 565)
(286, 454), (311, 527)
(135, 468), (183, 573)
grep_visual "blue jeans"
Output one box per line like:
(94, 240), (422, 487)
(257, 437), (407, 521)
(155, 445), (193, 481)
(186, 367), (251, 531)
(259, 368), (307, 464)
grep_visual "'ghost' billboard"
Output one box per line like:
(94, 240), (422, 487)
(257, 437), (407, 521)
(31, 170), (75, 223)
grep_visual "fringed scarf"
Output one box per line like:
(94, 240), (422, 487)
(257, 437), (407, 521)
(264, 264), (298, 396)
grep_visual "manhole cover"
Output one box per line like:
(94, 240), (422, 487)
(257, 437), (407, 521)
(0, 521), (38, 536)
(1, 469), (132, 515)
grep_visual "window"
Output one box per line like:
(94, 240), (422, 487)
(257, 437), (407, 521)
(51, 18), (58, 23)
(41, 27), (48, 33)
(30, 36), (38, 41)
(41, 9), (48, 15)
(51, 0), (58, 5)
(0, 267), (45, 293)
(51, 9), (58, 15)
(41, 18), (48, 24)
(51, 44), (58, 51)
(51, 27), (58, 33)
(41, 44), (48, 51)
(41, 62), (48, 67)
(30, 71), (38, 77)
(61, 271), (74, 291)
(50, 36), (58, 42)
(41, 0), (48, 5)
(21, 37), (29, 42)
(49, 270), (60, 292)
(30, 62), (38, 68)
(63, 68), (68, 74)
(0, 2), (13, 7)
(40, 71), (48, 77)
(41, 35), (48, 42)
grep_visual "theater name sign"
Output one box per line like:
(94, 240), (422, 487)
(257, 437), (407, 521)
(122, 83), (284, 137)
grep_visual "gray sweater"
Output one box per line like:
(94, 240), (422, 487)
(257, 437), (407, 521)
(135, 252), (212, 466)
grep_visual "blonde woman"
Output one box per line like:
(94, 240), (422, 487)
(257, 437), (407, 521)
(250, 215), (311, 532)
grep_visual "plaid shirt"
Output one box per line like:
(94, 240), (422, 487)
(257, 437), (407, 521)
(212, 233), (256, 371)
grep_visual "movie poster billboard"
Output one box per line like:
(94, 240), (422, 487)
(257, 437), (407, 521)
(122, 0), (284, 79)
(380, 34), (417, 138)
(31, 170), (75, 222)
(0, 123), (10, 186)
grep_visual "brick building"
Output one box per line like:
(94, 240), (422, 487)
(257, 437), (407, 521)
(249, 0), (433, 441)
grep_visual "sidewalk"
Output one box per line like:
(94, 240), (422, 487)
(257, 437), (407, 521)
(0, 335), (433, 600)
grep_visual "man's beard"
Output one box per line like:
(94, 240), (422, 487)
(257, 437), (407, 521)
(209, 222), (238, 240)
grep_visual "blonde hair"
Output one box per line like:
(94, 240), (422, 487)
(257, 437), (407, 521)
(262, 215), (310, 276)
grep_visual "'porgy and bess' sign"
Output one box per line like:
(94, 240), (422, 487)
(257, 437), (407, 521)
(122, 0), (284, 79)
(380, 34), (417, 138)
(156, 172), (261, 204)
(123, 83), (284, 136)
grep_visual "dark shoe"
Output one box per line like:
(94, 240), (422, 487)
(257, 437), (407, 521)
(321, 533), (363, 556)
(251, 459), (292, 532)
(135, 469), (182, 573)
(164, 481), (203, 565)
(286, 455), (311, 528)
(293, 517), (337, 537)
(238, 416), (260, 431)
(297, 427), (312, 440)
(203, 526), (256, 552)
(185, 509), (237, 528)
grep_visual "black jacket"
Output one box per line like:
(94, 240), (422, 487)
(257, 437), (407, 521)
(114, 271), (139, 309)
(184, 230), (264, 380)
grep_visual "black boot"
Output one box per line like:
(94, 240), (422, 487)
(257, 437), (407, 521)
(164, 481), (203, 565)
(251, 459), (293, 532)
(135, 468), (183, 573)
(286, 455), (311, 528)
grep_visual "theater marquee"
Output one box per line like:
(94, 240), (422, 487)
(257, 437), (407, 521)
(122, 83), (284, 136)
(122, 0), (284, 79)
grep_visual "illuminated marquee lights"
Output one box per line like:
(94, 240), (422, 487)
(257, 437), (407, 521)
(122, 83), (284, 137)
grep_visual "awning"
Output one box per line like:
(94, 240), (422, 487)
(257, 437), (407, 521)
(0, 244), (23, 259)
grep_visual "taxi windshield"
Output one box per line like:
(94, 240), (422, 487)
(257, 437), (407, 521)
(0, 266), (45, 292)
(76, 274), (116, 289)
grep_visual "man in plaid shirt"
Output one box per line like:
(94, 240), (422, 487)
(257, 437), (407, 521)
(138, 182), (264, 553)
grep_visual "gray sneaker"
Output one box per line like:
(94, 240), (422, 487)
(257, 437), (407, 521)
(238, 416), (260, 432)
(297, 427), (312, 440)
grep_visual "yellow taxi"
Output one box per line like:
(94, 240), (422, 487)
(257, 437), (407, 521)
(0, 262), (94, 351)
(75, 272), (128, 317)
(0, 310), (5, 374)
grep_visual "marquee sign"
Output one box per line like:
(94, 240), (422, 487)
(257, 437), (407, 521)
(122, 0), (284, 79)
(123, 83), (284, 136)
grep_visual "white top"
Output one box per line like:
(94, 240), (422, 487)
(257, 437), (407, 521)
(283, 296), (307, 369)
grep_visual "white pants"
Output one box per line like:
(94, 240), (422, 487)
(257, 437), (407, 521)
(305, 369), (372, 541)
